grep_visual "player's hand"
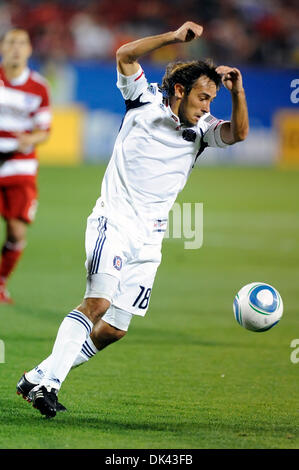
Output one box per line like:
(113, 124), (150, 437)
(215, 66), (244, 93)
(14, 132), (35, 153)
(174, 22), (203, 43)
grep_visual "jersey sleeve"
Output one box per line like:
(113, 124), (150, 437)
(202, 115), (229, 148)
(32, 83), (52, 131)
(116, 66), (148, 101)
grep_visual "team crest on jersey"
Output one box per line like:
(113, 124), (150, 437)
(113, 256), (123, 271)
(24, 93), (40, 110)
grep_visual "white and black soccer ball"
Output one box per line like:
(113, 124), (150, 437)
(233, 282), (283, 332)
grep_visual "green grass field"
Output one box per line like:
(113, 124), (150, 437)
(0, 164), (299, 449)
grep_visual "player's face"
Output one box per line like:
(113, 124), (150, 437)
(178, 76), (217, 127)
(1, 30), (32, 69)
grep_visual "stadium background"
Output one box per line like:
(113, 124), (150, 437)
(1, 0), (297, 166)
(1, 0), (299, 451)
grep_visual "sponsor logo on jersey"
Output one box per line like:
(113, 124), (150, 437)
(147, 84), (157, 95)
(153, 218), (168, 232)
(182, 129), (197, 142)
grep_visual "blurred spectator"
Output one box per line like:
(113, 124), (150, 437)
(0, 0), (297, 67)
(0, 3), (12, 38)
(70, 12), (114, 59)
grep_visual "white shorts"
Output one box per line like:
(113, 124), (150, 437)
(84, 214), (162, 321)
(101, 305), (133, 332)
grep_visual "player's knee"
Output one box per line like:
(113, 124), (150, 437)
(6, 218), (27, 244)
(111, 325), (127, 341)
(79, 297), (111, 323)
(101, 320), (127, 341)
(90, 319), (127, 351)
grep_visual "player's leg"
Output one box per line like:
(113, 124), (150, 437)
(22, 305), (130, 391)
(25, 216), (124, 417)
(23, 238), (145, 393)
(19, 243), (156, 417)
(26, 298), (110, 417)
(0, 218), (27, 303)
(70, 315), (128, 367)
(90, 318), (127, 350)
(16, 302), (126, 414)
(0, 183), (37, 303)
(37, 297), (116, 390)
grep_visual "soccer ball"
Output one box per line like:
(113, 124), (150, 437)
(233, 282), (283, 332)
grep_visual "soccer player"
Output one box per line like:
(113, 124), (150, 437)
(0, 29), (51, 303)
(17, 21), (249, 417)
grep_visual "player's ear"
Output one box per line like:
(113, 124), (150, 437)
(174, 83), (185, 99)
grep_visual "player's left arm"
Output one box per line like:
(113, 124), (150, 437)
(216, 66), (249, 145)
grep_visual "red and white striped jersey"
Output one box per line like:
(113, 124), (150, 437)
(0, 65), (51, 185)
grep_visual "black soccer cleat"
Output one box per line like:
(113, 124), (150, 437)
(28, 385), (58, 418)
(16, 373), (36, 402)
(16, 373), (67, 413)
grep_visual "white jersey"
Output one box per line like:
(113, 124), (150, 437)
(92, 66), (228, 244)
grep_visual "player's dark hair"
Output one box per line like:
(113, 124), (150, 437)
(162, 59), (222, 97)
(1, 28), (31, 44)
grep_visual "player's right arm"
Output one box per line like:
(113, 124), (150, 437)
(116, 22), (203, 76)
(15, 78), (51, 153)
(15, 129), (50, 153)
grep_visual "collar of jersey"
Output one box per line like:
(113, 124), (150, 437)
(8, 67), (30, 86)
(164, 98), (182, 128)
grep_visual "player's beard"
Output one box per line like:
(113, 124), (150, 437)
(178, 98), (195, 128)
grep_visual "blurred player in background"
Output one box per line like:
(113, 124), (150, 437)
(0, 29), (51, 303)
(17, 21), (249, 417)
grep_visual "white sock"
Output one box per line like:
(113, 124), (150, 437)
(26, 364), (47, 384)
(39, 309), (93, 390)
(26, 336), (99, 384)
(72, 336), (99, 368)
